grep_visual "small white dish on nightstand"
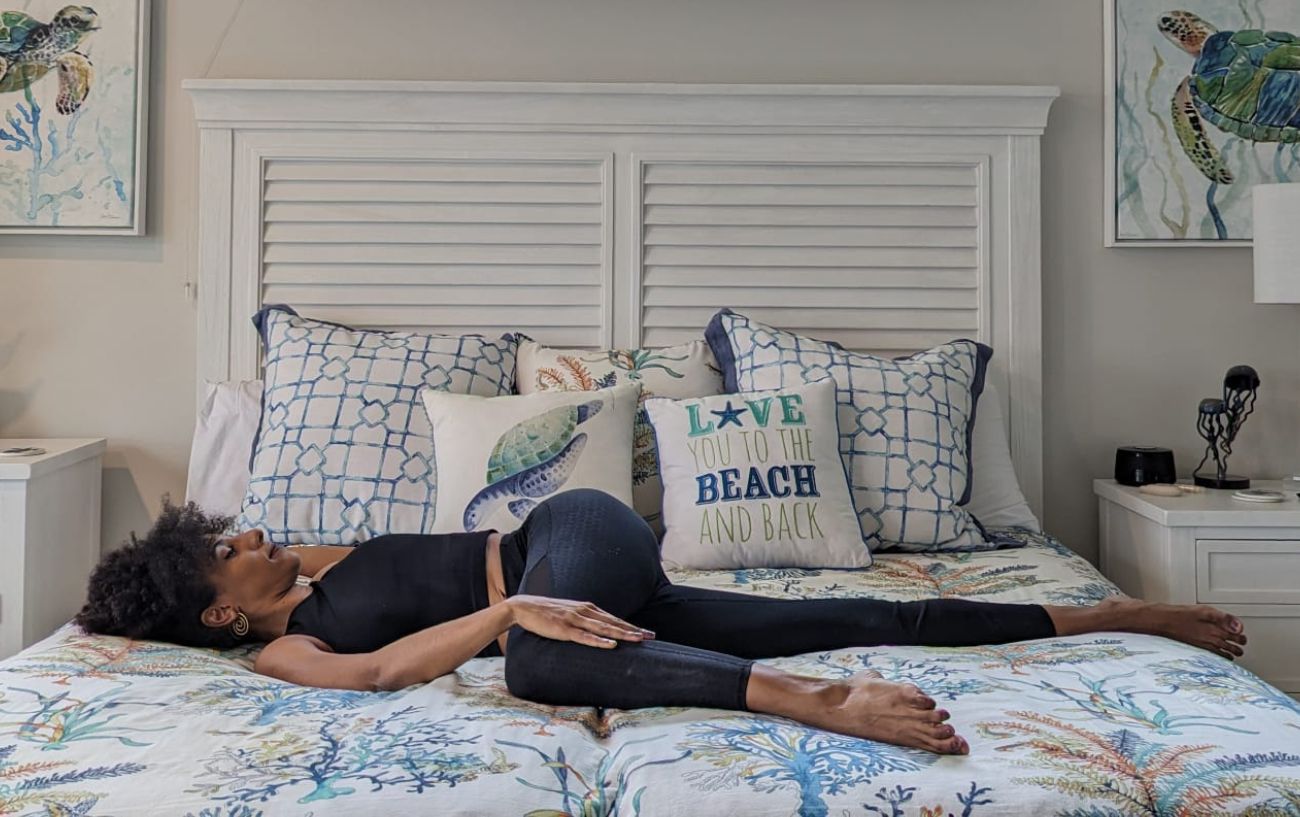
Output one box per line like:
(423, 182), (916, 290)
(1232, 488), (1288, 503)
(0, 446), (47, 458)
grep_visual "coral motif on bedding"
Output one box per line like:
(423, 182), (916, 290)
(3, 533), (1300, 816)
(706, 309), (991, 553)
(239, 306), (518, 544)
(677, 717), (934, 816)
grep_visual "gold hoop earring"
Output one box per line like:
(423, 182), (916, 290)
(230, 611), (250, 639)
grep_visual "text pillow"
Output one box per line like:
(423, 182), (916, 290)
(706, 309), (990, 552)
(422, 383), (641, 534)
(241, 306), (518, 544)
(645, 378), (869, 569)
(516, 339), (723, 531)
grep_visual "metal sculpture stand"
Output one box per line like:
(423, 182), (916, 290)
(1193, 365), (1260, 489)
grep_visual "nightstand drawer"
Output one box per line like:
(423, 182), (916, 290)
(1218, 605), (1300, 694)
(1196, 540), (1300, 604)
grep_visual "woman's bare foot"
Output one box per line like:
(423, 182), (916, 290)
(1048, 597), (1247, 660)
(744, 665), (968, 754)
(825, 672), (968, 754)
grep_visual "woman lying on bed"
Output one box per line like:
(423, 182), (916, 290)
(76, 489), (1247, 756)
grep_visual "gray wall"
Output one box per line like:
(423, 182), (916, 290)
(1, 0), (1296, 560)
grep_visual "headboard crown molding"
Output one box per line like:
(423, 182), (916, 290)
(186, 80), (1057, 517)
(183, 80), (1058, 134)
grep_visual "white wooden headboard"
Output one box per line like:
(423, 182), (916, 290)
(184, 80), (1058, 516)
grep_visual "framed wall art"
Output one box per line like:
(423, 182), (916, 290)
(0, 0), (149, 234)
(1106, 0), (1300, 245)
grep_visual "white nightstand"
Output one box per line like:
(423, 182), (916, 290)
(0, 438), (106, 659)
(1096, 478), (1300, 695)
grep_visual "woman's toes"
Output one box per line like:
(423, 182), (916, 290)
(908, 691), (937, 710)
(932, 735), (967, 754)
(933, 723), (955, 739)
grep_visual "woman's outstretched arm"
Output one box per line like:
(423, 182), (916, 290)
(255, 595), (651, 691)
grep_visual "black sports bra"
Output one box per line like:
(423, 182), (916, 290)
(285, 531), (526, 658)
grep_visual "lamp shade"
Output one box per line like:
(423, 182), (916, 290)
(1253, 183), (1300, 304)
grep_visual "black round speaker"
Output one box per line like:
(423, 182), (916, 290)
(1114, 446), (1176, 487)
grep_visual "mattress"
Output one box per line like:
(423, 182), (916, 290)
(1, 531), (1297, 816)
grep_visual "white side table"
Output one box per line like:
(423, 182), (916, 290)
(1095, 478), (1300, 695)
(0, 439), (106, 659)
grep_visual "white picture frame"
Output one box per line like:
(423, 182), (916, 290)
(0, 0), (150, 235)
(1104, 0), (1300, 247)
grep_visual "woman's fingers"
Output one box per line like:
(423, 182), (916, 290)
(575, 613), (646, 641)
(567, 626), (619, 648)
(577, 605), (655, 639)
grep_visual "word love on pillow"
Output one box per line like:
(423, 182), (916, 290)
(645, 378), (869, 570)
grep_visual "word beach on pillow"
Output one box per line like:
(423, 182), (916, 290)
(646, 378), (869, 569)
(241, 306), (517, 544)
(423, 383), (641, 534)
(707, 309), (990, 553)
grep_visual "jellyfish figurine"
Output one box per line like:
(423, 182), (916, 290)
(1192, 365), (1260, 489)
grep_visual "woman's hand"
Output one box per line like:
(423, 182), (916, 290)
(506, 595), (655, 649)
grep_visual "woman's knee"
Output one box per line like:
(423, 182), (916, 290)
(541, 488), (638, 524)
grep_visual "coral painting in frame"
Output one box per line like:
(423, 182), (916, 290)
(0, 0), (148, 234)
(1106, 0), (1300, 245)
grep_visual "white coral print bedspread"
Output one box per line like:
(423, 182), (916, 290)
(1, 531), (1297, 816)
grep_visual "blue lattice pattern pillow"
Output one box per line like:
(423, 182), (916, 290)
(240, 306), (518, 544)
(706, 309), (991, 552)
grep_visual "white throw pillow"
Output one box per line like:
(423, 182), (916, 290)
(186, 380), (262, 518)
(515, 339), (723, 531)
(645, 378), (870, 570)
(422, 383), (641, 534)
(967, 383), (1041, 531)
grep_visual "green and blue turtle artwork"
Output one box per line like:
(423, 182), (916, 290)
(1113, 1), (1300, 241)
(0, 5), (97, 114)
(1160, 10), (1300, 185)
(463, 398), (605, 530)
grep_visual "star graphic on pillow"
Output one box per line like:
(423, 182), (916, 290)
(711, 401), (748, 429)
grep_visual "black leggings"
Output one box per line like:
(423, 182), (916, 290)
(499, 489), (1055, 711)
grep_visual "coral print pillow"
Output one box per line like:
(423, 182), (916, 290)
(645, 378), (869, 570)
(241, 306), (517, 544)
(515, 339), (723, 531)
(706, 309), (990, 553)
(422, 383), (641, 534)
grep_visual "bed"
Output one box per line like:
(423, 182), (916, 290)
(3, 534), (1298, 815)
(2, 81), (1297, 816)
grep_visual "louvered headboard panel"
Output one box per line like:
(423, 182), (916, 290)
(635, 158), (984, 351)
(260, 156), (611, 344)
(186, 81), (1057, 514)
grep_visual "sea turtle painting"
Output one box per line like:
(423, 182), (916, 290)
(0, 5), (98, 114)
(1160, 9), (1300, 184)
(463, 398), (604, 530)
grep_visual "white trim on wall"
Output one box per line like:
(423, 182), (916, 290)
(185, 80), (1058, 518)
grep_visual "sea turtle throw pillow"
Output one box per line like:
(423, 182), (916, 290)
(515, 339), (724, 532)
(240, 306), (518, 544)
(422, 382), (641, 534)
(706, 309), (991, 553)
(645, 378), (870, 569)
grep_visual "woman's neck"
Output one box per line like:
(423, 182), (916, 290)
(254, 583), (314, 641)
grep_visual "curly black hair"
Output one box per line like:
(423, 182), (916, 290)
(76, 498), (244, 649)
